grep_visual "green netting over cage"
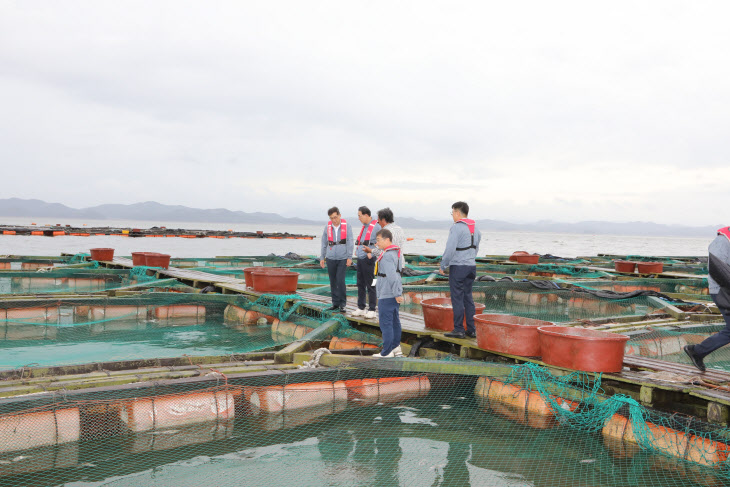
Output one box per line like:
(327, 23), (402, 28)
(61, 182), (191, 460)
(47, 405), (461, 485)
(174, 254), (319, 269)
(0, 267), (194, 295)
(1, 361), (729, 486)
(393, 281), (675, 323)
(0, 291), (383, 371)
(625, 323), (730, 371)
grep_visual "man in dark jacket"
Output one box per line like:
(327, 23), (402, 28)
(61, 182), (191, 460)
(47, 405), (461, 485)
(684, 227), (730, 372)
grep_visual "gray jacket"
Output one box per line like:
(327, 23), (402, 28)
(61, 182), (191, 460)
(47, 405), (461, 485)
(441, 220), (481, 270)
(374, 223), (406, 268)
(320, 221), (355, 261)
(709, 233), (730, 294)
(355, 221), (381, 260)
(375, 249), (403, 300)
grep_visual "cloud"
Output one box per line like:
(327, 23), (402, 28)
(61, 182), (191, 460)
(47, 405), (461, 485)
(0, 1), (729, 224)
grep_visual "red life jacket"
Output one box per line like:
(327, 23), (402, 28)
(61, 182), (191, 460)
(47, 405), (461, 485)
(455, 218), (477, 251)
(327, 219), (347, 246)
(375, 245), (402, 277)
(356, 221), (377, 246)
(719, 227), (730, 243)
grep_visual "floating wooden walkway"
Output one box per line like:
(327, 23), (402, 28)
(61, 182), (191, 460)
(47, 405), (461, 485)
(99, 258), (730, 424)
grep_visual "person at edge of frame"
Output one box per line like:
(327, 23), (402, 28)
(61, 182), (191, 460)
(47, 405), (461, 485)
(439, 201), (481, 339)
(351, 206), (381, 320)
(364, 207), (406, 270)
(685, 226), (730, 372)
(372, 228), (404, 358)
(320, 206), (354, 312)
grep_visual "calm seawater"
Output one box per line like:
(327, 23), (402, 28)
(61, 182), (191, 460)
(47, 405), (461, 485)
(0, 217), (710, 258)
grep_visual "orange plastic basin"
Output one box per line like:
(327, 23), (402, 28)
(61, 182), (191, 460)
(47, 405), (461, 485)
(637, 262), (663, 274)
(538, 326), (629, 373)
(131, 252), (150, 266)
(474, 314), (553, 357)
(243, 267), (283, 288)
(145, 253), (171, 269)
(89, 248), (115, 261)
(421, 297), (486, 332)
(252, 270), (299, 294)
(509, 252), (540, 264)
(613, 260), (636, 273)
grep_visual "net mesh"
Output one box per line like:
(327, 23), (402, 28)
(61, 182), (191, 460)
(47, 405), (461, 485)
(0, 361), (728, 486)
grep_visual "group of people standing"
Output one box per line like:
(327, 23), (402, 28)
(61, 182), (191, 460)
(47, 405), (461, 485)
(320, 202), (481, 358)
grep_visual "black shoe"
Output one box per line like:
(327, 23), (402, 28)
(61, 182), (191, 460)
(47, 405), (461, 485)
(684, 345), (706, 372)
(444, 331), (465, 339)
(325, 305), (338, 311)
(466, 332), (477, 339)
(337, 307), (346, 313)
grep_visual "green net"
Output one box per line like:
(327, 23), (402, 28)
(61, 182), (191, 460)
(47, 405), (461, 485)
(0, 361), (728, 486)
(625, 324), (730, 371)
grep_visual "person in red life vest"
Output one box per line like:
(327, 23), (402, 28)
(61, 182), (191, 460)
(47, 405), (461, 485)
(352, 206), (381, 319)
(320, 207), (354, 312)
(372, 228), (404, 358)
(439, 201), (482, 339)
(685, 226), (730, 371)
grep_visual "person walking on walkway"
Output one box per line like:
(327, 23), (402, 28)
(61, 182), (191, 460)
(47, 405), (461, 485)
(373, 229), (404, 358)
(352, 206), (380, 319)
(685, 226), (730, 371)
(440, 201), (481, 339)
(320, 206), (353, 312)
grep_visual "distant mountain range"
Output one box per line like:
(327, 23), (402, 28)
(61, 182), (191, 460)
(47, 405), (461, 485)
(0, 198), (720, 237)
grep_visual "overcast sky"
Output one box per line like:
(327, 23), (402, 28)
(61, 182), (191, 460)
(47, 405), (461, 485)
(1, 1), (729, 224)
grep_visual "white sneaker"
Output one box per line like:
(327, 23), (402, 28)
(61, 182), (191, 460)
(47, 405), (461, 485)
(364, 310), (377, 320)
(351, 308), (365, 317)
(372, 350), (395, 358)
(392, 345), (404, 357)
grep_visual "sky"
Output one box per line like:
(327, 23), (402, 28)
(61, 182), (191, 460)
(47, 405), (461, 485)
(1, 1), (729, 224)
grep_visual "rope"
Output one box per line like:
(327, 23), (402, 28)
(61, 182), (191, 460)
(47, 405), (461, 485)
(298, 348), (331, 369)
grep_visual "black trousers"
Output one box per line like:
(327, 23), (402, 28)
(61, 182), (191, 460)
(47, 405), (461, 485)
(449, 265), (477, 334)
(694, 294), (730, 358)
(327, 259), (347, 308)
(356, 256), (377, 311)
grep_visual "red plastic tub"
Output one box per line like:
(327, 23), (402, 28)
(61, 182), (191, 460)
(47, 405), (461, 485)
(509, 251), (539, 264)
(613, 260), (636, 273)
(243, 267), (283, 288)
(637, 262), (663, 274)
(131, 252), (151, 266)
(537, 326), (629, 373)
(90, 248), (115, 261)
(421, 298), (486, 332)
(145, 253), (171, 269)
(252, 270), (299, 294)
(474, 314), (553, 357)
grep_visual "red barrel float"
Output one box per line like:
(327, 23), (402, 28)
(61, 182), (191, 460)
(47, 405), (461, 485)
(613, 260), (636, 273)
(90, 248), (115, 261)
(252, 270), (299, 293)
(537, 326), (629, 373)
(421, 297), (486, 332)
(474, 314), (553, 357)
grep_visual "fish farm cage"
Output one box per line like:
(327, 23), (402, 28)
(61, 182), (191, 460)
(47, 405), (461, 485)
(1, 251), (729, 487)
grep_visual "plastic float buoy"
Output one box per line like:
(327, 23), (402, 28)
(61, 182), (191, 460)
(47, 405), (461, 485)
(244, 381), (349, 412)
(87, 305), (148, 321)
(154, 305), (206, 320)
(271, 320), (314, 340)
(224, 305), (279, 326)
(505, 290), (558, 306)
(0, 408), (80, 453)
(31, 231), (43, 236)
(425, 239), (436, 243)
(2, 230), (15, 235)
(120, 390), (235, 432)
(0, 262), (10, 269)
(474, 377), (577, 429)
(345, 376), (431, 404)
(624, 335), (690, 357)
(602, 414), (729, 466)
(406, 237), (414, 241)
(2, 306), (59, 323)
(328, 336), (378, 350)
(401, 291), (445, 305)
(17, 277), (67, 291)
(66, 278), (106, 292)
(21, 262), (53, 270)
